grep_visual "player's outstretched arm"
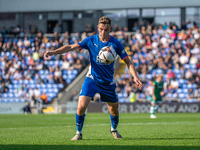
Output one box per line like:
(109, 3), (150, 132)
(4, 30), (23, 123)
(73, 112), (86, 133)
(124, 57), (143, 89)
(44, 44), (79, 60)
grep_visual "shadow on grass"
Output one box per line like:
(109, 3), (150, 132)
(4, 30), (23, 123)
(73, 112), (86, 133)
(125, 137), (200, 140)
(0, 145), (199, 150)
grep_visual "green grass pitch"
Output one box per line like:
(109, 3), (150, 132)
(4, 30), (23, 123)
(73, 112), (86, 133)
(0, 113), (200, 150)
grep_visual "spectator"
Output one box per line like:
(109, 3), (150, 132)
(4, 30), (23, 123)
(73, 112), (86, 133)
(85, 23), (93, 33)
(4, 74), (11, 86)
(24, 69), (33, 80)
(187, 88), (194, 99)
(191, 44), (200, 54)
(54, 66), (62, 78)
(71, 91), (79, 102)
(40, 92), (48, 104)
(158, 25), (165, 35)
(0, 76), (5, 84)
(73, 59), (83, 73)
(61, 58), (70, 70)
(167, 69), (176, 82)
(53, 23), (61, 34)
(185, 69), (193, 81)
(22, 101), (31, 115)
(170, 78), (179, 90)
(195, 76), (200, 88)
(34, 87), (41, 102)
(13, 70), (23, 80)
(24, 37), (31, 47)
(179, 53), (189, 65)
(0, 82), (8, 93)
(132, 23), (139, 32)
(194, 88), (200, 101)
(181, 21), (187, 30)
(34, 73), (43, 84)
(17, 87), (26, 98)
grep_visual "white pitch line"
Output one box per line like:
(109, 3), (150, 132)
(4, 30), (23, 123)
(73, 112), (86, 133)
(0, 121), (199, 130)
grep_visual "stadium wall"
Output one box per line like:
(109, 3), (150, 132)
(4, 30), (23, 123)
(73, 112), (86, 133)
(64, 102), (200, 114)
(87, 102), (200, 113)
(0, 0), (200, 13)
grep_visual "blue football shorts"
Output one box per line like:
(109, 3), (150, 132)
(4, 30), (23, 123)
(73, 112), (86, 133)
(79, 77), (118, 103)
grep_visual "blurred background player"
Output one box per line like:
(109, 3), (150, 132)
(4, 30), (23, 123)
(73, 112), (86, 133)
(44, 16), (142, 141)
(150, 74), (164, 118)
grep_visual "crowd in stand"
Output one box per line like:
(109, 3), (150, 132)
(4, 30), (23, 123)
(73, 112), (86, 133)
(0, 20), (200, 103)
(0, 24), (90, 104)
(113, 21), (200, 102)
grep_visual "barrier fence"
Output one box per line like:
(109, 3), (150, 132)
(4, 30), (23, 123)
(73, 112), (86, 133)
(1, 101), (200, 114)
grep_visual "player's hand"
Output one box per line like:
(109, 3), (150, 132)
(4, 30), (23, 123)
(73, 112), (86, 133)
(134, 77), (142, 89)
(160, 91), (164, 96)
(153, 95), (156, 101)
(44, 51), (55, 60)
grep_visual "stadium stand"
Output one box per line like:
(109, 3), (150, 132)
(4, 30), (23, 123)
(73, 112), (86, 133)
(0, 21), (200, 105)
(0, 28), (89, 105)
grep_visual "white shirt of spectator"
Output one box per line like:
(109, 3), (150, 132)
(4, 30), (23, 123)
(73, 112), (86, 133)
(36, 63), (43, 70)
(34, 88), (41, 98)
(24, 39), (31, 47)
(54, 70), (62, 78)
(190, 56), (198, 65)
(135, 32), (142, 41)
(179, 55), (188, 64)
(194, 33), (199, 40)
(152, 41), (158, 48)
(17, 40), (22, 47)
(160, 36), (167, 46)
(13, 71), (22, 80)
(158, 29), (165, 35)
(62, 60), (70, 70)
(170, 80), (179, 89)
(185, 71), (193, 79)
(28, 88), (34, 98)
(191, 45), (200, 54)
(22, 48), (29, 56)
(13, 62), (20, 69)
(18, 89), (25, 97)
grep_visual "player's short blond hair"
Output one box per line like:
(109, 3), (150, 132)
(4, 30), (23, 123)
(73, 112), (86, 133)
(157, 74), (163, 78)
(98, 16), (111, 25)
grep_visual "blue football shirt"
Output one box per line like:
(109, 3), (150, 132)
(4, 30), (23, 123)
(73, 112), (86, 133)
(77, 34), (128, 85)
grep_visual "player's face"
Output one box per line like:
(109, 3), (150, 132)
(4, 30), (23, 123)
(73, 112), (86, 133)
(97, 23), (112, 40)
(157, 77), (163, 82)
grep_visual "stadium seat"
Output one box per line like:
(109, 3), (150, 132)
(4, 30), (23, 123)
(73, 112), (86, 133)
(172, 93), (177, 98)
(2, 93), (8, 98)
(145, 74), (152, 79)
(182, 89), (188, 93)
(123, 93), (128, 98)
(0, 99), (8, 103)
(156, 69), (163, 74)
(139, 93), (144, 99)
(183, 64), (190, 69)
(176, 89), (182, 93)
(58, 84), (64, 89)
(117, 93), (123, 98)
(173, 69), (181, 74)
(178, 93), (187, 98)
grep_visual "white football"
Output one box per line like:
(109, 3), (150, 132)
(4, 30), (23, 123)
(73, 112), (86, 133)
(98, 46), (116, 64)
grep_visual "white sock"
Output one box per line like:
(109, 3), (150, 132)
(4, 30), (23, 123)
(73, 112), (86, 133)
(111, 127), (117, 131)
(150, 106), (155, 114)
(76, 131), (82, 135)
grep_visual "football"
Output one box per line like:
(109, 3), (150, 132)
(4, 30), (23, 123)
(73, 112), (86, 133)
(98, 46), (117, 64)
